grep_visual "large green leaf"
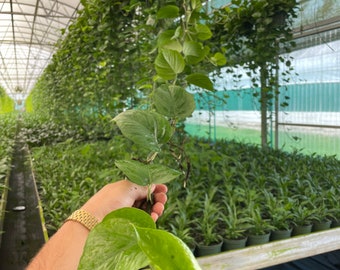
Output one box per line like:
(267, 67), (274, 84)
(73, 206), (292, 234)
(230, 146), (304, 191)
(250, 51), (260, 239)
(135, 227), (202, 270)
(153, 84), (196, 119)
(183, 41), (209, 65)
(155, 49), (185, 80)
(211, 52), (227, 66)
(195, 24), (212, 40)
(186, 73), (214, 91)
(157, 30), (182, 52)
(113, 110), (174, 151)
(115, 159), (181, 186)
(78, 208), (155, 270)
(79, 208), (201, 270)
(157, 5), (180, 19)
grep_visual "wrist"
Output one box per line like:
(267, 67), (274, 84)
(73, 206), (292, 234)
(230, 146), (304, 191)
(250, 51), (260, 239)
(65, 209), (99, 231)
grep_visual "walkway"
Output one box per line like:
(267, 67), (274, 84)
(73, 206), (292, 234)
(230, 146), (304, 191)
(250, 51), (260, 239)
(0, 142), (45, 270)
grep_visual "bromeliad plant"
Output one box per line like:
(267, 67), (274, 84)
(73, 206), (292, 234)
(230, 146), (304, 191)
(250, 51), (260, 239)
(79, 1), (225, 269)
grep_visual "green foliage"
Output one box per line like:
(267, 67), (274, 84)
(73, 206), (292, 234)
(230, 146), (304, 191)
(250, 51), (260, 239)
(31, 133), (340, 249)
(0, 114), (17, 226)
(114, 110), (174, 152)
(210, 0), (299, 147)
(115, 160), (181, 186)
(0, 87), (15, 114)
(221, 198), (250, 240)
(79, 208), (201, 270)
(113, 0), (225, 190)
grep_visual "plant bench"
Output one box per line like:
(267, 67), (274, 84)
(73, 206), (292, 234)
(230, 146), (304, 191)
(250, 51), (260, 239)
(198, 227), (340, 269)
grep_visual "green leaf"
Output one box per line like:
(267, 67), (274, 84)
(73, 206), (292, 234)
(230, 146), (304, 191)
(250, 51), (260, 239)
(211, 52), (227, 66)
(148, 163), (182, 185)
(195, 24), (212, 40)
(115, 160), (150, 186)
(157, 5), (180, 19)
(115, 159), (181, 186)
(78, 208), (155, 270)
(157, 30), (182, 52)
(186, 73), (214, 91)
(79, 208), (201, 270)
(135, 227), (202, 270)
(113, 110), (174, 151)
(153, 84), (195, 119)
(183, 41), (209, 65)
(155, 49), (185, 80)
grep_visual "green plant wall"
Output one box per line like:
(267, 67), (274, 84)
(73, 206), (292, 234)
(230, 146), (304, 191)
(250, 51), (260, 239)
(0, 87), (15, 114)
(31, 0), (159, 124)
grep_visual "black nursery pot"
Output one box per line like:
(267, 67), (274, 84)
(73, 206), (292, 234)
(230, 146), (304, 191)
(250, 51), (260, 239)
(247, 232), (271, 246)
(222, 237), (247, 251)
(195, 241), (223, 257)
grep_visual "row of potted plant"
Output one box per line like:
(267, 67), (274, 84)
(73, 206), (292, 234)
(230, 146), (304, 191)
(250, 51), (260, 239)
(28, 118), (340, 254)
(157, 139), (340, 256)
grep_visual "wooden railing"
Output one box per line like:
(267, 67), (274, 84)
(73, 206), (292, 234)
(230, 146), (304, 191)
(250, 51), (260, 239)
(198, 228), (340, 270)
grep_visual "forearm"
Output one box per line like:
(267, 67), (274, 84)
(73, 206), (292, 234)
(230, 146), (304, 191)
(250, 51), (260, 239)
(27, 221), (89, 270)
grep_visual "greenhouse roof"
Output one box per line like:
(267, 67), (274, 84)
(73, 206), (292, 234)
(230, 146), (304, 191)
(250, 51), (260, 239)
(0, 0), (340, 101)
(0, 0), (81, 100)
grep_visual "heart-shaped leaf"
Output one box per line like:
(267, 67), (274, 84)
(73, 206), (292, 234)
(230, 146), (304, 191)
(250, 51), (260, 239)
(195, 24), (212, 40)
(115, 159), (181, 186)
(157, 5), (179, 19)
(153, 84), (196, 119)
(157, 30), (182, 52)
(155, 49), (185, 80)
(78, 208), (155, 270)
(183, 41), (209, 65)
(113, 110), (174, 151)
(79, 208), (201, 270)
(186, 73), (214, 91)
(135, 227), (202, 270)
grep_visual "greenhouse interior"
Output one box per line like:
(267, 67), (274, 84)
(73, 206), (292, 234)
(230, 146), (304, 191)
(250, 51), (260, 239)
(0, 0), (339, 269)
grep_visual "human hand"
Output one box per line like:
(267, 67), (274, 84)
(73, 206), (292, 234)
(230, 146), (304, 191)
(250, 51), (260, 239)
(81, 180), (168, 222)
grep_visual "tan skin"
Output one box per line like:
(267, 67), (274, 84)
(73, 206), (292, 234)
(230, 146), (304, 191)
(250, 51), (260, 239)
(26, 180), (168, 270)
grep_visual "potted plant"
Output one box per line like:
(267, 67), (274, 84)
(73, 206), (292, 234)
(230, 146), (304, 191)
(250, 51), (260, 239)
(264, 191), (294, 240)
(246, 204), (275, 246)
(194, 188), (223, 257)
(291, 198), (318, 236)
(325, 187), (340, 228)
(310, 193), (334, 232)
(167, 198), (197, 252)
(221, 198), (250, 251)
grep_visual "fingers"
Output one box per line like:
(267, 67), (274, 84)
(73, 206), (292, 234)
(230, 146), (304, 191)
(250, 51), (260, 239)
(151, 202), (165, 222)
(153, 191), (167, 205)
(150, 185), (167, 221)
(153, 184), (168, 194)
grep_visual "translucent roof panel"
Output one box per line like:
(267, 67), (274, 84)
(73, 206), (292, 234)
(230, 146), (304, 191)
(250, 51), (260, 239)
(0, 0), (81, 100)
